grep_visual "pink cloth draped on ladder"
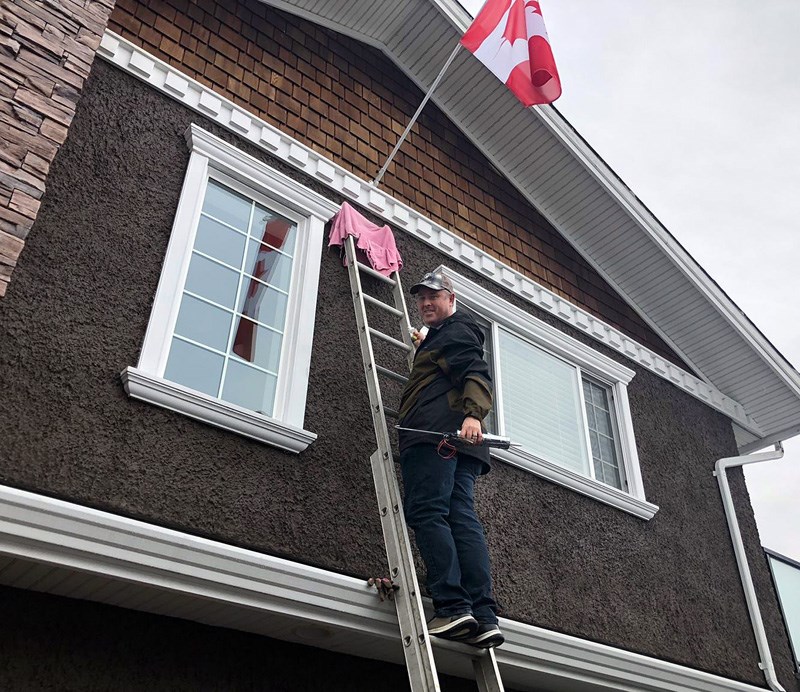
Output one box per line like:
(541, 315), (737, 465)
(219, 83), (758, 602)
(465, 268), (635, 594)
(328, 202), (403, 277)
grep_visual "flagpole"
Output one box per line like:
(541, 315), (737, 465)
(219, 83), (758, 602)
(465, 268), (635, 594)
(372, 42), (462, 188)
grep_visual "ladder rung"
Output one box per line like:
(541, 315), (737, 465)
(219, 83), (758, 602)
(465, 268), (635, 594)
(429, 636), (490, 658)
(383, 407), (400, 419)
(356, 261), (396, 286)
(363, 292), (403, 317)
(369, 327), (413, 352)
(376, 365), (408, 383)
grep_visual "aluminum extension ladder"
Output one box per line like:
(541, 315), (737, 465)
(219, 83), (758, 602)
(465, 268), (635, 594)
(344, 234), (504, 692)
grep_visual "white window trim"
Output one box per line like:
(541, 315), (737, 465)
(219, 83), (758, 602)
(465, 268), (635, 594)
(122, 125), (339, 452)
(444, 266), (658, 520)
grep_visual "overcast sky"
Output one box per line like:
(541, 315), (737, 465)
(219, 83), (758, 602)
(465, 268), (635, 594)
(459, 0), (800, 559)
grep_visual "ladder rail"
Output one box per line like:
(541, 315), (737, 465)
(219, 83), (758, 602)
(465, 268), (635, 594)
(345, 235), (440, 692)
(473, 649), (505, 692)
(391, 260), (417, 371)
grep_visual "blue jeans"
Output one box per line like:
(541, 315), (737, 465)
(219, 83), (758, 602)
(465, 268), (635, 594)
(400, 445), (498, 624)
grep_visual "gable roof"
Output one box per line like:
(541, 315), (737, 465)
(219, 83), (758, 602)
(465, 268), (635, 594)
(262, 0), (800, 450)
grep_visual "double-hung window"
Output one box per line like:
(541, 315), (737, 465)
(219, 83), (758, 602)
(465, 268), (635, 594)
(122, 125), (338, 452)
(453, 270), (656, 519)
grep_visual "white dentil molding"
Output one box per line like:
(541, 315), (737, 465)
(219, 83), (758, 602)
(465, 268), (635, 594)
(0, 484), (777, 692)
(97, 32), (762, 437)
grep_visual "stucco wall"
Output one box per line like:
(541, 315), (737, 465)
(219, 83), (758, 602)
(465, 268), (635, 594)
(0, 55), (795, 689)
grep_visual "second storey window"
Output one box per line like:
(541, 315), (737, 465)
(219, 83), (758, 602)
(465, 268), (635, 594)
(165, 179), (297, 416)
(497, 329), (626, 490)
(455, 271), (656, 519)
(122, 125), (338, 453)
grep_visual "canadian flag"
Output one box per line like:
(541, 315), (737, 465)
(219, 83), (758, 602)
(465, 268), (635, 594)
(460, 0), (561, 107)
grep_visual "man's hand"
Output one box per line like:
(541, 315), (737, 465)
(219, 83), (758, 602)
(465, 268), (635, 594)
(460, 416), (483, 444)
(410, 328), (426, 349)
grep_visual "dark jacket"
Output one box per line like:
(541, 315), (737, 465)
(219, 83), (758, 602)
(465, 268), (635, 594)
(397, 310), (493, 473)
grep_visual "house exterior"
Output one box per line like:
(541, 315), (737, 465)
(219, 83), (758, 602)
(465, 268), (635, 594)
(1, 1), (799, 690)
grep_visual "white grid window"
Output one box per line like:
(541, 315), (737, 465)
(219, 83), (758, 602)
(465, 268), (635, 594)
(583, 378), (625, 489)
(122, 126), (338, 453)
(164, 180), (297, 416)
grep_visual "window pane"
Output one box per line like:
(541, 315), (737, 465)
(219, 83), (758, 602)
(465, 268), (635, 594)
(222, 359), (277, 415)
(498, 329), (589, 474)
(582, 379), (624, 489)
(202, 180), (251, 232)
(244, 239), (293, 292)
(164, 338), (224, 397)
(231, 317), (282, 373)
(185, 253), (240, 308)
(769, 556), (800, 670)
(174, 294), (232, 352)
(195, 215), (246, 268)
(250, 205), (297, 255)
(237, 278), (288, 330)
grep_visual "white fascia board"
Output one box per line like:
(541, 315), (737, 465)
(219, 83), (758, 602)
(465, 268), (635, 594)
(0, 485), (774, 692)
(390, 0), (715, 385)
(96, 32), (761, 437)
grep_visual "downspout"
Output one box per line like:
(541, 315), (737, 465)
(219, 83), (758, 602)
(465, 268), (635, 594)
(714, 443), (786, 691)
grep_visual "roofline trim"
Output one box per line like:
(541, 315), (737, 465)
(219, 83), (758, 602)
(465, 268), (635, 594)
(529, 103), (800, 400)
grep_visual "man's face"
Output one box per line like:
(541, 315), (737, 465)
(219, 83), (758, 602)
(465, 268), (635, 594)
(415, 287), (455, 327)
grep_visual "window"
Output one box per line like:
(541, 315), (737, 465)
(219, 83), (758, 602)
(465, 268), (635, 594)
(164, 179), (296, 415)
(766, 550), (800, 673)
(122, 125), (338, 452)
(454, 270), (656, 519)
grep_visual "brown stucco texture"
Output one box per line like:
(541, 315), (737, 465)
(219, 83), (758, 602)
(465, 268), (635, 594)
(105, 0), (689, 369)
(0, 58), (795, 689)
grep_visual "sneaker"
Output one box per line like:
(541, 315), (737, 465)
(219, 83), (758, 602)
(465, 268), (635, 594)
(427, 613), (479, 641)
(464, 623), (505, 648)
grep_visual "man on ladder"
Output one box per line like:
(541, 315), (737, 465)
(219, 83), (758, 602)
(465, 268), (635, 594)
(397, 271), (504, 649)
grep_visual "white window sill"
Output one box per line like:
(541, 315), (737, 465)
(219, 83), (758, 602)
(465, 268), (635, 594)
(121, 367), (316, 453)
(491, 447), (659, 520)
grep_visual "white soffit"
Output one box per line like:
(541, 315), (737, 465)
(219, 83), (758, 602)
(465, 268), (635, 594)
(0, 485), (778, 692)
(259, 0), (800, 447)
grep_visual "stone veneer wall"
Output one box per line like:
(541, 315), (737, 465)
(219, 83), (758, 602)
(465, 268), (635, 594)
(0, 0), (115, 297)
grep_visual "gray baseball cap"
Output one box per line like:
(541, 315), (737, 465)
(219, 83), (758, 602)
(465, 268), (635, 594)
(410, 271), (454, 294)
